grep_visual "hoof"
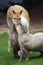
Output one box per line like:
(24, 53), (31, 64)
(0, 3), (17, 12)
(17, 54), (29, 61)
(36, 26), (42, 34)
(25, 57), (29, 61)
(14, 56), (20, 60)
(19, 58), (22, 61)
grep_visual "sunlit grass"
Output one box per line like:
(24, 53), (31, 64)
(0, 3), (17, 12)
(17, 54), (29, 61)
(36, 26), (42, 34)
(0, 31), (43, 65)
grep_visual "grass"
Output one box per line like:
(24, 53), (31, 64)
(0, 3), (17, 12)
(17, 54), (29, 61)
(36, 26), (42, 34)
(0, 31), (43, 65)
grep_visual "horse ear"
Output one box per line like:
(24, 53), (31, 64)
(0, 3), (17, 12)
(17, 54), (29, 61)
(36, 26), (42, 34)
(20, 10), (23, 14)
(13, 10), (16, 14)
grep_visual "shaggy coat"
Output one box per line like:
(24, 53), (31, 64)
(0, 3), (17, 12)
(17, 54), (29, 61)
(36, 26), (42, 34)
(7, 5), (30, 59)
(16, 25), (43, 60)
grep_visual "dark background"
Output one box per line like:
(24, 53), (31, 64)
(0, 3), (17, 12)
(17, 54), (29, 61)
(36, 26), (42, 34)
(0, 0), (43, 12)
(0, 0), (43, 31)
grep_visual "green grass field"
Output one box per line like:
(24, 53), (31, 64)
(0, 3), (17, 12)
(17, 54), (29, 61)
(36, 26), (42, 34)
(0, 31), (43, 65)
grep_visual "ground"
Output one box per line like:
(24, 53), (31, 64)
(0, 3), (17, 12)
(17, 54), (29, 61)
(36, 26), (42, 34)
(0, 32), (43, 65)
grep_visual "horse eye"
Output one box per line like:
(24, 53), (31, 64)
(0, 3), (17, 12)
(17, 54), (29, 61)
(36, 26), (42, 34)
(19, 18), (21, 20)
(14, 18), (16, 19)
